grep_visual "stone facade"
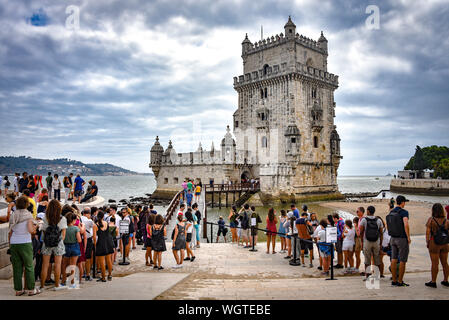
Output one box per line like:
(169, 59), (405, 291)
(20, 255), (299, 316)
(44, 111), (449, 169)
(150, 17), (343, 202)
(390, 178), (449, 195)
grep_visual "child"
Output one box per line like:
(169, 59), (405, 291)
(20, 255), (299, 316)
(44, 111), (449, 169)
(342, 219), (356, 274)
(61, 212), (81, 288)
(278, 210), (287, 253)
(186, 190), (193, 207)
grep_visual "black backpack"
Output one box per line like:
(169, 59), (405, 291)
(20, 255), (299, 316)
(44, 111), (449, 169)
(386, 209), (404, 238)
(241, 212), (249, 229)
(195, 210), (201, 222)
(128, 216), (135, 233)
(44, 224), (61, 247)
(432, 218), (449, 245)
(365, 217), (380, 242)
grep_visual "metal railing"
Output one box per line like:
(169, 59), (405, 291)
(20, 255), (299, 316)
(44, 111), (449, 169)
(163, 190), (182, 226)
(204, 182), (260, 193)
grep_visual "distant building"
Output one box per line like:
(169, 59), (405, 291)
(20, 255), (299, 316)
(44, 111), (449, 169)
(397, 169), (434, 179)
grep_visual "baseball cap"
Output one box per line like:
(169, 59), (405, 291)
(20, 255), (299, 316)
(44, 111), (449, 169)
(37, 212), (45, 220)
(396, 195), (409, 205)
(302, 204), (308, 211)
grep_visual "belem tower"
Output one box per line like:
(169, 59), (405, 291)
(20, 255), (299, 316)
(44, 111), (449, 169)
(150, 17), (343, 204)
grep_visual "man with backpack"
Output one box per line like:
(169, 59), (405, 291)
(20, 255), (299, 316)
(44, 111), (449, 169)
(386, 195), (411, 287)
(359, 206), (383, 281)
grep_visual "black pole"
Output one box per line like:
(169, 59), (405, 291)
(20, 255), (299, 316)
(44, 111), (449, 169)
(119, 236), (130, 265)
(210, 223), (213, 243)
(249, 226), (257, 252)
(289, 234), (301, 266)
(326, 243), (337, 280)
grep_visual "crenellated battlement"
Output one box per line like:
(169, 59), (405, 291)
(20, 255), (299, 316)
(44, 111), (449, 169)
(233, 62), (338, 88)
(243, 32), (326, 56)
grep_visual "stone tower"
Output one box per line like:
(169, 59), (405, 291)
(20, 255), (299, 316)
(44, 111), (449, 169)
(233, 16), (342, 199)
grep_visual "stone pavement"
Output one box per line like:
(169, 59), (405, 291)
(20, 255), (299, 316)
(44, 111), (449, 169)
(1, 235), (448, 299)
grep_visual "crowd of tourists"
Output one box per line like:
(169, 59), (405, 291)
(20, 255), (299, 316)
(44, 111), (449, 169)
(220, 196), (449, 288)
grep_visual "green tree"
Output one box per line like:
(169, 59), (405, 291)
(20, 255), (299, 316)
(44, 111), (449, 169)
(434, 158), (449, 179)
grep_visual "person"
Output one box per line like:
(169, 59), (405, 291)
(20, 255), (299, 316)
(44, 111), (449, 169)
(360, 206), (383, 281)
(424, 203), (449, 288)
(8, 196), (40, 296)
(266, 208), (278, 254)
(108, 217), (118, 265)
(317, 219), (332, 276)
(61, 212), (81, 288)
(313, 216), (325, 270)
(37, 188), (49, 202)
(178, 203), (185, 217)
(50, 174), (60, 201)
(194, 183), (201, 203)
(149, 214), (166, 270)
(37, 195), (49, 214)
(327, 214), (335, 227)
(216, 215), (227, 243)
(27, 175), (36, 199)
(45, 172), (53, 200)
(354, 207), (365, 273)
(182, 180), (188, 201)
(283, 211), (294, 259)
(186, 189), (193, 208)
(1, 192), (15, 223)
(445, 205), (449, 220)
(73, 174), (85, 204)
(40, 199), (67, 291)
(121, 208), (134, 262)
(81, 180), (98, 203)
(184, 209), (196, 261)
(22, 189), (37, 219)
(389, 197), (395, 210)
(106, 206), (121, 258)
(18, 172), (29, 194)
(172, 214), (186, 268)
(278, 210), (287, 253)
(378, 216), (389, 278)
(333, 213), (345, 269)
(67, 173), (74, 201)
(250, 206), (262, 247)
(81, 208), (94, 281)
(238, 204), (251, 248)
(309, 212), (319, 232)
(291, 204), (300, 219)
(386, 195), (411, 287)
(93, 210), (114, 282)
(342, 219), (356, 274)
(236, 206), (243, 246)
(228, 206), (238, 244)
(145, 213), (155, 266)
(13, 173), (20, 196)
(296, 212), (313, 267)
(73, 212), (87, 284)
(3, 176), (10, 196)
(190, 203), (200, 248)
(63, 176), (71, 203)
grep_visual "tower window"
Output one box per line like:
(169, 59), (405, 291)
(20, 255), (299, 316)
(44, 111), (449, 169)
(264, 88), (267, 98)
(164, 178), (168, 184)
(311, 88), (317, 99)
(313, 136), (318, 148)
(262, 136), (268, 148)
(263, 64), (269, 75)
(291, 137), (296, 143)
(289, 29), (292, 33)
(235, 121), (239, 128)
(174, 177), (179, 184)
(260, 89), (264, 99)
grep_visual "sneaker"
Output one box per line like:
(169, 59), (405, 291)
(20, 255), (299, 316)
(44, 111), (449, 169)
(321, 271), (329, 276)
(190, 256), (196, 262)
(425, 281), (437, 288)
(184, 257), (191, 261)
(53, 285), (67, 291)
(68, 284), (79, 289)
(309, 263), (313, 268)
(302, 264), (306, 267)
(335, 264), (344, 269)
(441, 281), (449, 287)
(86, 276), (92, 281)
(391, 281), (398, 286)
(284, 256), (291, 259)
(396, 282), (410, 287)
(344, 269), (352, 274)
(158, 266), (164, 270)
(179, 264), (183, 268)
(317, 266), (323, 270)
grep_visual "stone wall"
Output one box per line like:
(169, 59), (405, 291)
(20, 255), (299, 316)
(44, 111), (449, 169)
(0, 224), (12, 279)
(390, 179), (449, 195)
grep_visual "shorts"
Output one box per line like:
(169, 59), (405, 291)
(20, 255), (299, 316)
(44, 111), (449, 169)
(390, 237), (409, 262)
(74, 190), (82, 197)
(241, 228), (249, 239)
(318, 243), (332, 258)
(64, 243), (81, 257)
(195, 192), (200, 196)
(186, 233), (192, 242)
(300, 239), (313, 251)
(41, 240), (65, 256)
(342, 241), (355, 251)
(428, 240), (449, 254)
(335, 239), (343, 253)
(363, 240), (381, 266)
(230, 222), (236, 228)
(217, 228), (227, 237)
(85, 238), (93, 259)
(122, 235), (130, 246)
(145, 237), (152, 248)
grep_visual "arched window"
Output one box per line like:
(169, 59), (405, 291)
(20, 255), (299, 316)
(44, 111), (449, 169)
(311, 87), (317, 99)
(262, 136), (268, 148)
(264, 88), (268, 98)
(313, 136), (318, 148)
(260, 89), (264, 99)
(263, 64), (269, 75)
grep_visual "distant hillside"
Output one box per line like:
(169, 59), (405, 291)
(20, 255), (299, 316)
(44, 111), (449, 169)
(0, 156), (138, 176)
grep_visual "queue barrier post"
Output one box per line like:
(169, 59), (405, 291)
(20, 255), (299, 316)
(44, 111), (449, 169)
(289, 234), (301, 266)
(210, 222), (213, 244)
(248, 226), (257, 252)
(119, 235), (130, 265)
(326, 243), (337, 280)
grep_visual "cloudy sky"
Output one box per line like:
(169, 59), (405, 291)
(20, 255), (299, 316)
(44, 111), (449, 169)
(1, 0), (448, 175)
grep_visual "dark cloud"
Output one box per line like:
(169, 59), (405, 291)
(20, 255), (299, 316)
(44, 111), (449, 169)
(0, 0), (448, 175)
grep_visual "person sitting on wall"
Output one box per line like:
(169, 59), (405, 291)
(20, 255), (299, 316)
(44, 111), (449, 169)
(81, 181), (98, 203)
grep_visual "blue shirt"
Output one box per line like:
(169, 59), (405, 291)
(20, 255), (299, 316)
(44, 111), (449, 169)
(186, 193), (193, 203)
(292, 209), (300, 219)
(74, 177), (84, 191)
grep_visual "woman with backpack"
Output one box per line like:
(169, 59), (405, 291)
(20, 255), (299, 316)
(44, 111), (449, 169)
(40, 199), (67, 291)
(93, 210), (114, 282)
(172, 214), (186, 268)
(149, 214), (166, 270)
(425, 203), (449, 288)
